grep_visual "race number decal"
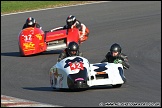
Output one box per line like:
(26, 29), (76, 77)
(22, 34), (32, 42)
(69, 62), (84, 71)
(64, 57), (84, 71)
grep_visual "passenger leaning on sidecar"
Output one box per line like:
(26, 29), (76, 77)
(63, 15), (89, 41)
(22, 17), (42, 29)
(57, 41), (83, 62)
(101, 43), (130, 70)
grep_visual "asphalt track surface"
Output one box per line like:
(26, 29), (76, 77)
(1, 1), (161, 107)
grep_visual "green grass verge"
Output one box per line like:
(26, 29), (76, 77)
(1, 1), (92, 14)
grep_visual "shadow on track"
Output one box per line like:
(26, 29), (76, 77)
(22, 85), (123, 93)
(23, 86), (88, 92)
(1, 50), (62, 57)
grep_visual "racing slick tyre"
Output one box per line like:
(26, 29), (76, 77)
(112, 84), (122, 88)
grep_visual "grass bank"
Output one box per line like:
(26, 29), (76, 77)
(1, 1), (93, 14)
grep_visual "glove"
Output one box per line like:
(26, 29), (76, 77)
(114, 59), (123, 64)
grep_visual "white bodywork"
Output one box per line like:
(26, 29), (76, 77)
(49, 56), (125, 89)
(88, 62), (125, 87)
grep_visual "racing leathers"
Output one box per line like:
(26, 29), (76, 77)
(57, 48), (83, 62)
(63, 20), (89, 42)
(101, 52), (130, 69)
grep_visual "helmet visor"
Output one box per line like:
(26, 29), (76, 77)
(69, 50), (77, 56)
(111, 51), (119, 57)
(28, 21), (33, 25)
(67, 21), (74, 27)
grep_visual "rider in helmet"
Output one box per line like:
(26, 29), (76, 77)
(57, 41), (83, 62)
(63, 15), (89, 42)
(22, 17), (42, 29)
(101, 43), (130, 69)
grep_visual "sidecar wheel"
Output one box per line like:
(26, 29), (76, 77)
(112, 84), (122, 88)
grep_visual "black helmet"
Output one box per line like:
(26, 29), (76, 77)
(110, 43), (122, 54)
(67, 41), (79, 56)
(66, 15), (76, 28)
(26, 17), (36, 27)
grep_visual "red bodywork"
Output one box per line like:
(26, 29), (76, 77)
(18, 27), (46, 56)
(18, 27), (87, 56)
